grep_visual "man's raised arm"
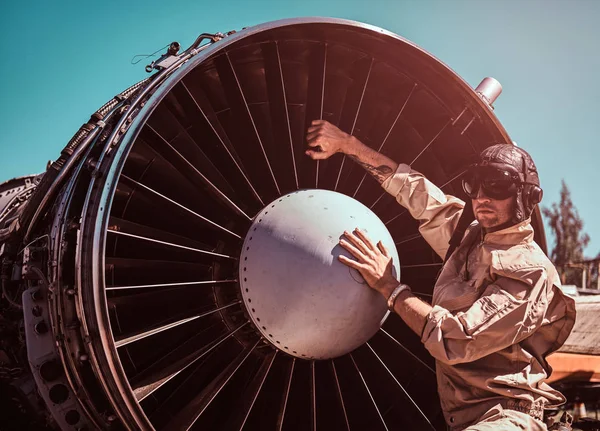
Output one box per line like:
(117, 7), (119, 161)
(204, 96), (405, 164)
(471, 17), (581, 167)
(306, 119), (465, 260)
(305, 120), (398, 184)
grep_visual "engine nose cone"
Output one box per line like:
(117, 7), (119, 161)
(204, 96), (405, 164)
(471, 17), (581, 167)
(240, 189), (400, 360)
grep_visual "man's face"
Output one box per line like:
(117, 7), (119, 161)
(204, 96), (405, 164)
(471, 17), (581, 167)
(471, 189), (515, 230)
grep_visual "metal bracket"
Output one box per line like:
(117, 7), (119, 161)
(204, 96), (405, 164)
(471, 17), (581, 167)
(144, 31), (231, 73)
(22, 276), (93, 430)
(145, 42), (181, 73)
(22, 246), (45, 279)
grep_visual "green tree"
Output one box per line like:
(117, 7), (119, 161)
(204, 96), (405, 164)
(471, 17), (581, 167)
(542, 180), (590, 286)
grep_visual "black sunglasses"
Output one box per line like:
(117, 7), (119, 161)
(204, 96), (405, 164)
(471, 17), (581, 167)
(462, 166), (521, 200)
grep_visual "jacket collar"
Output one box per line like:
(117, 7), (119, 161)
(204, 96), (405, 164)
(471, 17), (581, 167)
(479, 218), (534, 246)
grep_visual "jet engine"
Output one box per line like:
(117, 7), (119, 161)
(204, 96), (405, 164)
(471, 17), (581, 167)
(0, 17), (547, 431)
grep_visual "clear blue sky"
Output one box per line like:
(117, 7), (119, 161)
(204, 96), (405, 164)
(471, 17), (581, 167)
(1, 0), (598, 257)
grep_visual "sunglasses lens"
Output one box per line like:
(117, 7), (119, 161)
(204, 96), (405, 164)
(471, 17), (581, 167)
(462, 166), (519, 199)
(462, 174), (479, 198)
(481, 179), (517, 199)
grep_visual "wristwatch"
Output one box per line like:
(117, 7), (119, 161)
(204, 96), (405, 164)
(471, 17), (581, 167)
(386, 283), (411, 311)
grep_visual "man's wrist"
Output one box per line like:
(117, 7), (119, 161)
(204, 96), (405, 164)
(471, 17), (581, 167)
(377, 280), (400, 299)
(344, 136), (365, 158)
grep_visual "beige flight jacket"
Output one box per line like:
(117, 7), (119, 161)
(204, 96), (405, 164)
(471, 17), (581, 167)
(382, 164), (576, 430)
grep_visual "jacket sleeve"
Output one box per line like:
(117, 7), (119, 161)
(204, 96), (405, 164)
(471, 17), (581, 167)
(420, 264), (550, 365)
(382, 164), (465, 259)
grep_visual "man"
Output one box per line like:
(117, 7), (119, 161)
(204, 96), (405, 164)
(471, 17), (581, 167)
(305, 120), (576, 431)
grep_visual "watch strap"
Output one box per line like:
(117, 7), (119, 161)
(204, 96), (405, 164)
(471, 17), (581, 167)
(386, 283), (411, 311)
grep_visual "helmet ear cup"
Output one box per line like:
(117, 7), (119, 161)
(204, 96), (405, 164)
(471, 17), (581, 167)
(529, 185), (543, 205)
(522, 184), (543, 218)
